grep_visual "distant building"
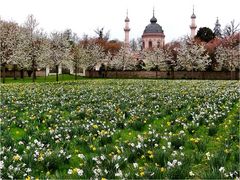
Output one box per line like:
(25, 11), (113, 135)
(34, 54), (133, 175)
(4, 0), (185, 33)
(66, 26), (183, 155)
(190, 7), (197, 39)
(124, 8), (199, 50)
(142, 10), (165, 49)
(213, 17), (222, 37)
(124, 10), (130, 50)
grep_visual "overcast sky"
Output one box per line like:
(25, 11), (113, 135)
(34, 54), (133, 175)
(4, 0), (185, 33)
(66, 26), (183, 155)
(0, 0), (239, 42)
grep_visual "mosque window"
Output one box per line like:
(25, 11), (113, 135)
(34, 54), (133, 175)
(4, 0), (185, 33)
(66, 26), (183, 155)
(149, 41), (152, 48)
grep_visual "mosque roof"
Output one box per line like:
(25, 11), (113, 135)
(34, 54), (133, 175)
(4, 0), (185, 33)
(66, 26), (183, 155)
(143, 15), (164, 34)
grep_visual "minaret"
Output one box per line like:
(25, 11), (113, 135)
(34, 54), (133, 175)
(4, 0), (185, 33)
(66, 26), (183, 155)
(190, 6), (197, 39)
(124, 10), (130, 49)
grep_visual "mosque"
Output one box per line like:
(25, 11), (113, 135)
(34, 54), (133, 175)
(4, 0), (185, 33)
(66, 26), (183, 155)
(124, 8), (197, 50)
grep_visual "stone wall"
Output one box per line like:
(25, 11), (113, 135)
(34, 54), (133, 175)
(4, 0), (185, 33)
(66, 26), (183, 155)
(86, 70), (240, 80)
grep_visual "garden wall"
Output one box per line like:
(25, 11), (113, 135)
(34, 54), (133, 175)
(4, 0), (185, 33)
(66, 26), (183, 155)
(85, 70), (240, 80)
(0, 70), (46, 78)
(2, 69), (239, 80)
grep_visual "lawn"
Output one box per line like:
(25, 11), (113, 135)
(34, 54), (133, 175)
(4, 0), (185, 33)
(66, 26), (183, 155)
(0, 79), (239, 179)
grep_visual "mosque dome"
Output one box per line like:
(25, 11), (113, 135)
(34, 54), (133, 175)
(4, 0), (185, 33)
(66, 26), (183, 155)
(143, 15), (164, 34)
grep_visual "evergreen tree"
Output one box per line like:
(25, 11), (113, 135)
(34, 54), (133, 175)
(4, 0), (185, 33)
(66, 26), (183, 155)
(196, 27), (215, 42)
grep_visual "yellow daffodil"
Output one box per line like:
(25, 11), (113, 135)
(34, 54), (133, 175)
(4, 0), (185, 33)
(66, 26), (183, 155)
(147, 150), (153, 154)
(92, 124), (98, 129)
(160, 167), (166, 172)
(140, 171), (144, 176)
(13, 154), (21, 161)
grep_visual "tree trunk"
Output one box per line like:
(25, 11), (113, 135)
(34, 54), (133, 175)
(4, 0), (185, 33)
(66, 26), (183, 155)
(75, 64), (77, 80)
(2, 63), (6, 83)
(20, 69), (24, 79)
(45, 67), (47, 81)
(32, 58), (36, 82)
(171, 69), (175, 79)
(56, 64), (59, 81)
(13, 64), (17, 80)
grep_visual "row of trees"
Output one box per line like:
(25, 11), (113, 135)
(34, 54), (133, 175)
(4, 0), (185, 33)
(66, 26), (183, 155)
(107, 40), (239, 73)
(0, 15), (239, 83)
(1, 15), (67, 83)
(0, 15), (112, 83)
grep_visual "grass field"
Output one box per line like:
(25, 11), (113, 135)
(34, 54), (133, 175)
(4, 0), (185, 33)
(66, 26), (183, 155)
(0, 79), (239, 179)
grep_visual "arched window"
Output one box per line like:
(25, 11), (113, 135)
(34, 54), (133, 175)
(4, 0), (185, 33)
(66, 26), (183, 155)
(143, 41), (145, 49)
(149, 41), (152, 48)
(157, 41), (160, 48)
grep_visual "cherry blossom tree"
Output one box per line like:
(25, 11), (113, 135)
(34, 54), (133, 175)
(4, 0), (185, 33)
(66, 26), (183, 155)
(100, 51), (113, 71)
(9, 15), (50, 82)
(82, 44), (105, 70)
(12, 26), (50, 81)
(175, 44), (211, 72)
(70, 44), (88, 79)
(215, 45), (239, 72)
(22, 14), (41, 82)
(110, 47), (136, 71)
(63, 30), (80, 79)
(49, 31), (70, 81)
(143, 48), (169, 71)
(0, 20), (19, 83)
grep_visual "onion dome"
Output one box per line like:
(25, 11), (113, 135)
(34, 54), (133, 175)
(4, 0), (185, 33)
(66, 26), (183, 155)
(191, 13), (196, 19)
(191, 6), (196, 18)
(143, 14), (164, 33)
(150, 16), (157, 23)
(125, 16), (129, 22)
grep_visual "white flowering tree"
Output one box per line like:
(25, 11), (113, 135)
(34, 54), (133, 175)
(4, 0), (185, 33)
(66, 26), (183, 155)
(110, 47), (136, 71)
(103, 51), (114, 70)
(36, 36), (51, 78)
(62, 31), (88, 79)
(70, 44), (88, 79)
(83, 44), (105, 70)
(0, 20), (19, 83)
(143, 48), (168, 71)
(12, 27), (50, 81)
(49, 32), (70, 81)
(9, 15), (49, 82)
(22, 14), (44, 82)
(215, 45), (239, 71)
(175, 44), (211, 72)
(12, 27), (30, 72)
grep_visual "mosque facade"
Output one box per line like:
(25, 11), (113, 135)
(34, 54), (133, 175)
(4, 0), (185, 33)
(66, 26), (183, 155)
(124, 8), (197, 50)
(142, 11), (165, 49)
